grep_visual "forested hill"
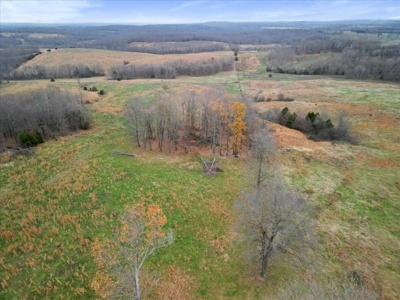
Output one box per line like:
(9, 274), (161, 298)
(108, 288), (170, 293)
(1, 20), (399, 81)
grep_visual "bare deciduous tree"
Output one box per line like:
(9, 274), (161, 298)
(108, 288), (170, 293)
(234, 178), (315, 278)
(91, 203), (173, 300)
(250, 126), (277, 192)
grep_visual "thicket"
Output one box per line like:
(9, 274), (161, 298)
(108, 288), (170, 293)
(124, 88), (254, 155)
(0, 86), (92, 150)
(108, 57), (234, 80)
(260, 107), (356, 143)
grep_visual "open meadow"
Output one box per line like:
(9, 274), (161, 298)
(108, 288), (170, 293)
(19, 48), (233, 71)
(1, 49), (400, 299)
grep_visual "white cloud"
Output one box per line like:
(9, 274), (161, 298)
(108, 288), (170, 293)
(1, 0), (101, 23)
(169, 1), (205, 12)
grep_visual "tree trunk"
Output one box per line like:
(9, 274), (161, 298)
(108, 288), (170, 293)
(135, 267), (141, 300)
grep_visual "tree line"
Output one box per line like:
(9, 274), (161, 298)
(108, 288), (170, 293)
(5, 63), (105, 80)
(266, 39), (400, 81)
(124, 88), (254, 156)
(0, 86), (92, 150)
(129, 41), (229, 55)
(108, 57), (234, 80)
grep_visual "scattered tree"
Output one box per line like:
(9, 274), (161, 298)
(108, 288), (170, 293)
(91, 203), (173, 300)
(234, 178), (315, 277)
(250, 127), (277, 192)
(229, 102), (247, 157)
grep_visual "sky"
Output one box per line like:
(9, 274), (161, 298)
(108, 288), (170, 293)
(1, 0), (400, 24)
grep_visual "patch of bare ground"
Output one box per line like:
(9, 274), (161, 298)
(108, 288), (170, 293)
(20, 48), (233, 70)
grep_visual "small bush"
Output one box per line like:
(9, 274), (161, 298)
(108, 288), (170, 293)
(254, 92), (266, 102)
(50, 78), (55, 82)
(17, 129), (44, 147)
(47, 49), (51, 52)
(90, 86), (98, 92)
(65, 110), (91, 130)
(32, 129), (44, 144)
(277, 93), (294, 102)
(98, 90), (105, 95)
(123, 60), (130, 65)
(266, 67), (273, 72)
(235, 57), (239, 61)
(287, 112), (297, 129)
(307, 111), (319, 123)
(83, 86), (87, 90)
(117, 77), (121, 81)
(268, 74), (272, 78)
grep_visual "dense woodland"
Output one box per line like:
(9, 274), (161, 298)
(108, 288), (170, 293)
(1, 21), (399, 81)
(0, 86), (91, 149)
(266, 38), (400, 80)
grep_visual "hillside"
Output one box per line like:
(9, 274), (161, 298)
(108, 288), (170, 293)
(20, 48), (233, 71)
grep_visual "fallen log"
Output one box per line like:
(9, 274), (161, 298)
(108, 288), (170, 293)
(110, 150), (137, 157)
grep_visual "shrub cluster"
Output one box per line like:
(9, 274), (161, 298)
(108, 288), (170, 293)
(0, 86), (92, 149)
(260, 107), (356, 143)
(254, 92), (293, 103)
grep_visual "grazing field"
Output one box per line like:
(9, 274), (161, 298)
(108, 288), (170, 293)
(19, 48), (233, 71)
(1, 51), (400, 299)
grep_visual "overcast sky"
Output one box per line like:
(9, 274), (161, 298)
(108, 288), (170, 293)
(1, 0), (399, 24)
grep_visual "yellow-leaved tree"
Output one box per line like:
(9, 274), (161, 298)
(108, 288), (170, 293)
(90, 202), (173, 300)
(229, 101), (247, 157)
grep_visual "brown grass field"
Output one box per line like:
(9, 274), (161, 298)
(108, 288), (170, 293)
(20, 48), (233, 70)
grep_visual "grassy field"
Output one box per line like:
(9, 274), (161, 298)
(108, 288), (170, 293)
(19, 48), (233, 71)
(1, 52), (400, 299)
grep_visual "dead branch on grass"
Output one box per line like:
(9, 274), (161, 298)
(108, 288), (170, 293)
(200, 157), (223, 177)
(110, 150), (137, 157)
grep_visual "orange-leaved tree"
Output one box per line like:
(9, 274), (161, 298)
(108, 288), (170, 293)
(90, 202), (173, 300)
(229, 101), (247, 157)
